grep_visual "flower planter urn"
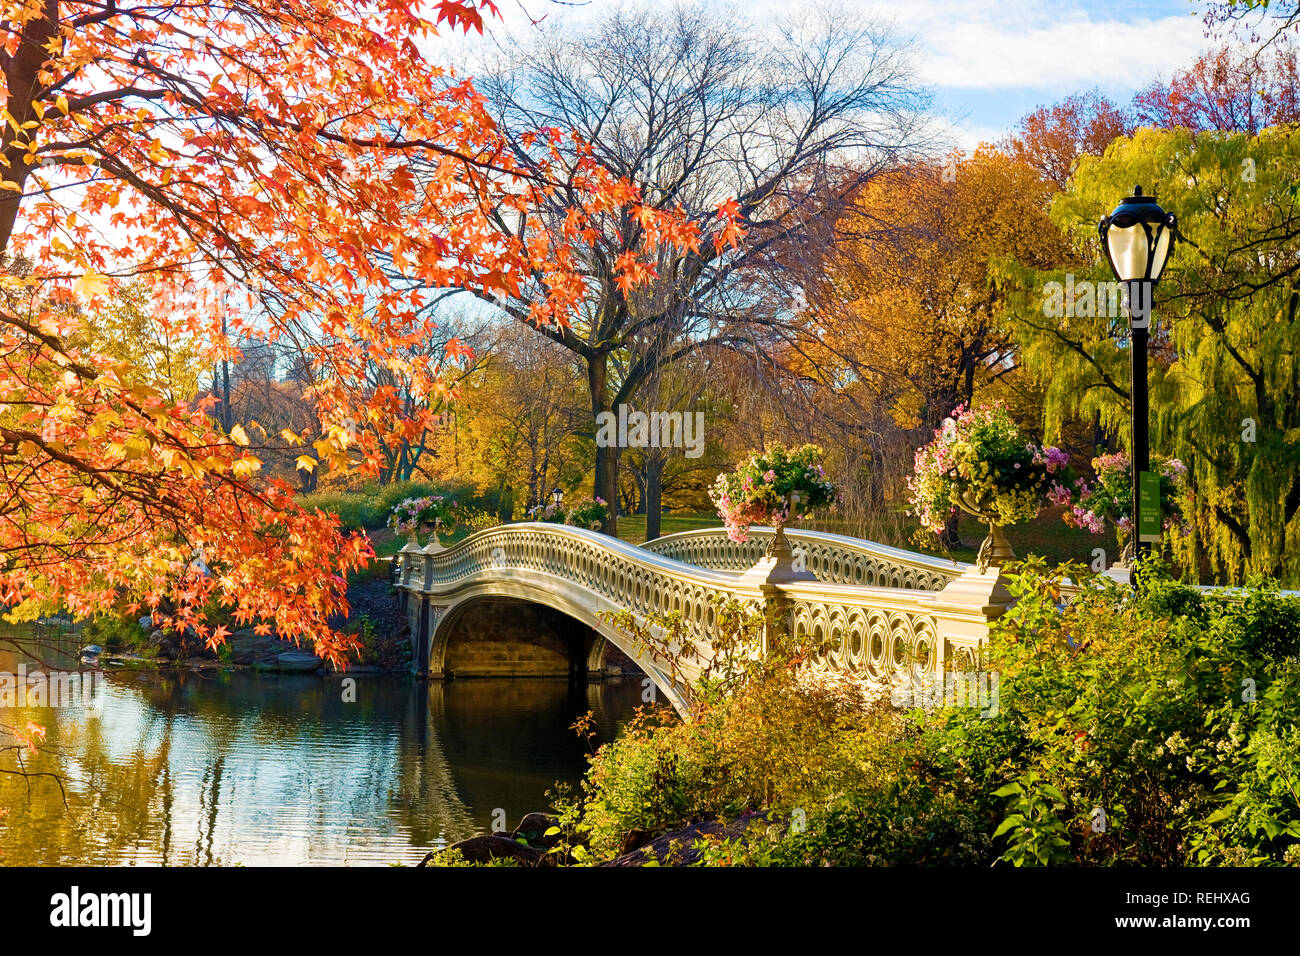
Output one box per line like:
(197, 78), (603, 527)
(737, 496), (817, 587)
(956, 491), (1015, 573)
(421, 521), (445, 554)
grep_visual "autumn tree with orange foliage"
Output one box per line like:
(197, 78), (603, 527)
(0, 0), (693, 667)
(801, 148), (1067, 438)
(1002, 90), (1130, 189)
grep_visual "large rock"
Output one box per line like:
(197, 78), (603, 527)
(275, 650), (323, 674)
(154, 632), (179, 660)
(511, 812), (561, 849)
(228, 630), (281, 666)
(438, 835), (545, 866)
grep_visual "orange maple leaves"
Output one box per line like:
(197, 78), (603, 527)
(0, 0), (746, 662)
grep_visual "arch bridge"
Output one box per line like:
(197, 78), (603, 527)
(395, 523), (1011, 716)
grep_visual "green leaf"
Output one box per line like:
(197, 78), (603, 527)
(993, 815), (1026, 837)
(1040, 785), (1067, 804)
(1204, 806), (1235, 824)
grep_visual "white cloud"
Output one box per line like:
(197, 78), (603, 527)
(481, 0), (1211, 93)
(919, 10), (1209, 91)
(457, 0), (1218, 138)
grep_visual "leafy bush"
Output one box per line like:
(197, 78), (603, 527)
(82, 613), (148, 650)
(695, 790), (993, 867)
(564, 557), (1300, 866)
(575, 597), (907, 859)
(907, 558), (1300, 866)
(349, 614), (407, 671)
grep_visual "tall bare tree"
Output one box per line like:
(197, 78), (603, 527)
(463, 2), (931, 531)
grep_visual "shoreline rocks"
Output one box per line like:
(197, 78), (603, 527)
(102, 626), (408, 677)
(421, 810), (771, 867)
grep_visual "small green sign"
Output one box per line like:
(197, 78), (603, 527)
(1138, 470), (1161, 543)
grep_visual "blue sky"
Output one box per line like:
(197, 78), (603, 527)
(909, 0), (1213, 145)
(484, 0), (1220, 149)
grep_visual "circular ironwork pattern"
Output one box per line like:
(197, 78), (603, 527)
(644, 531), (959, 590)
(794, 600), (939, 680)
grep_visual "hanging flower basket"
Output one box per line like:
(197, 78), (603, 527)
(564, 497), (609, 531)
(710, 444), (836, 583)
(710, 444), (837, 545)
(526, 501), (568, 524)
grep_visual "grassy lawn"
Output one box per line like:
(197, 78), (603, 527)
(613, 512), (725, 545)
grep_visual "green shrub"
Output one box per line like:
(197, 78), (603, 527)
(576, 598), (908, 860)
(693, 788), (993, 867)
(82, 613), (148, 650)
(911, 558), (1300, 866)
(349, 614), (408, 671)
(567, 557), (1300, 866)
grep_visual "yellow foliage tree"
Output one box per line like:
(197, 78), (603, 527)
(801, 148), (1069, 432)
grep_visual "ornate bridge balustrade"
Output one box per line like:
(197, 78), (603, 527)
(643, 527), (968, 591)
(396, 523), (1009, 717)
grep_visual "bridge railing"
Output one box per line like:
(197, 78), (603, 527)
(395, 523), (1008, 693)
(642, 527), (969, 591)
(399, 524), (764, 676)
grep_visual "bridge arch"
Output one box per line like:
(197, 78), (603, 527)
(417, 576), (691, 716)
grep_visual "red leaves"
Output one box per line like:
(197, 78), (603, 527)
(613, 251), (658, 295)
(432, 0), (499, 35)
(0, 0), (734, 668)
(712, 198), (746, 254)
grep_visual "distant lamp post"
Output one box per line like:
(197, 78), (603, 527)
(552, 486), (563, 508)
(1098, 186), (1176, 566)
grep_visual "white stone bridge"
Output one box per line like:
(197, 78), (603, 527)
(395, 523), (1011, 716)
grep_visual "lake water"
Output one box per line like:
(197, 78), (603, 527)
(0, 641), (646, 866)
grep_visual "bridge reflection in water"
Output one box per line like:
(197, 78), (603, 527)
(0, 635), (644, 865)
(397, 524), (1013, 715)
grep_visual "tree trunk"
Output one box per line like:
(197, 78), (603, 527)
(587, 353), (618, 535)
(644, 455), (664, 542)
(940, 512), (961, 550)
(0, 2), (58, 253)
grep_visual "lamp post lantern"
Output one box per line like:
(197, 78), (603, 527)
(1098, 186), (1176, 567)
(552, 486), (563, 508)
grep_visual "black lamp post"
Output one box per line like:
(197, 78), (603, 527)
(1098, 186), (1176, 566)
(551, 486), (563, 508)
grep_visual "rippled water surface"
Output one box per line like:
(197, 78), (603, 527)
(0, 642), (644, 866)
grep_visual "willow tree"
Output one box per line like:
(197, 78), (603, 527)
(1003, 126), (1300, 584)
